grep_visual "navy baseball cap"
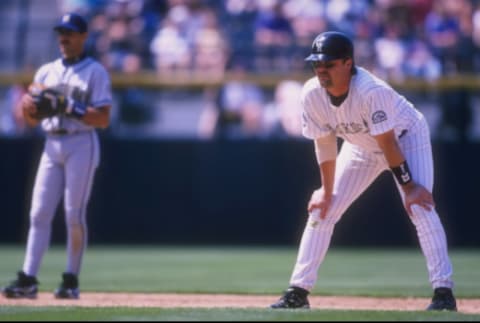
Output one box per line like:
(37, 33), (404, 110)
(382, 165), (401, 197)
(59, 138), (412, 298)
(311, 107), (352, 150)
(305, 31), (353, 62)
(54, 13), (88, 33)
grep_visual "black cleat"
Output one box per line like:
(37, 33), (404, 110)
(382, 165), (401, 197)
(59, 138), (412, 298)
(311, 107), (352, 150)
(426, 287), (457, 311)
(54, 272), (80, 299)
(270, 286), (310, 309)
(2, 271), (38, 299)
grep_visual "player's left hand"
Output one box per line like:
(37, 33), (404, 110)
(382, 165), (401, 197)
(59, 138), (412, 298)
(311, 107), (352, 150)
(308, 188), (335, 219)
(402, 181), (435, 216)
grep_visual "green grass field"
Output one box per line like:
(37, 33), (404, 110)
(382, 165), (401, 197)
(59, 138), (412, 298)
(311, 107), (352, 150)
(0, 245), (479, 321)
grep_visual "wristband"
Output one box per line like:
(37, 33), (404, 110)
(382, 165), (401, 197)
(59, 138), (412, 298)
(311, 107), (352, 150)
(66, 98), (87, 119)
(391, 161), (412, 185)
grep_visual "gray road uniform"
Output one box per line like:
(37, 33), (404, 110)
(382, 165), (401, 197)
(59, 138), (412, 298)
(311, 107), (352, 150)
(23, 56), (112, 277)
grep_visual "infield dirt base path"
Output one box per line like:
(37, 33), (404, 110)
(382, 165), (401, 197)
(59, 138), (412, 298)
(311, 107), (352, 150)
(1, 293), (480, 314)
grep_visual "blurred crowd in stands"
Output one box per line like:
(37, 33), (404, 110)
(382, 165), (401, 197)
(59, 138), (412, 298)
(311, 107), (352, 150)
(61, 0), (480, 79)
(1, 0), (480, 141)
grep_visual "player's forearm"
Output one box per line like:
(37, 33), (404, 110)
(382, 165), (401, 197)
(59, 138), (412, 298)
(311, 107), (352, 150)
(80, 106), (111, 128)
(319, 160), (336, 196)
(375, 130), (416, 188)
(374, 130), (406, 167)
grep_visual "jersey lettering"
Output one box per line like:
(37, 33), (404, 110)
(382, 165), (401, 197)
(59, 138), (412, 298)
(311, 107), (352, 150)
(321, 122), (369, 135)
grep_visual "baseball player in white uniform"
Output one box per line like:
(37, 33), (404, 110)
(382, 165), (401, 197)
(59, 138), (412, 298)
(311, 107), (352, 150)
(270, 31), (457, 311)
(2, 13), (112, 299)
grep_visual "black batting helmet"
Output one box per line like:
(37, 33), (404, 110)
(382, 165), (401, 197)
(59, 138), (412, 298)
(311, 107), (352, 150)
(305, 31), (354, 62)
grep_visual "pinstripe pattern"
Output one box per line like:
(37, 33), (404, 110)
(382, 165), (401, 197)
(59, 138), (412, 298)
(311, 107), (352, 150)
(291, 68), (454, 291)
(302, 67), (423, 153)
(395, 120), (453, 289)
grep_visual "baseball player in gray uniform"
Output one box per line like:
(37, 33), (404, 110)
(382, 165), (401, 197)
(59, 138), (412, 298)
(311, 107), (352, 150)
(270, 32), (456, 311)
(2, 13), (112, 299)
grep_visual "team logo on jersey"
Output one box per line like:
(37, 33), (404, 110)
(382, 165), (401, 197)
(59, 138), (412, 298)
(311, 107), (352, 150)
(324, 122), (369, 135)
(372, 110), (387, 124)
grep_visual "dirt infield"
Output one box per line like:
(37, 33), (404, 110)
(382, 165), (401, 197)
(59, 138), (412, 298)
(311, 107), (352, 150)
(1, 293), (479, 313)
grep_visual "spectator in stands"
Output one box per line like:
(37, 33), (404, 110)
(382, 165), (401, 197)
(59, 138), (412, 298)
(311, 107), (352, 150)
(282, 0), (327, 71)
(253, 0), (295, 72)
(402, 40), (441, 81)
(149, 0), (203, 74)
(220, 0), (258, 71)
(425, 0), (474, 142)
(150, 16), (191, 74)
(191, 7), (229, 77)
(472, 1), (480, 53)
(115, 52), (154, 131)
(351, 18), (377, 72)
(407, 0), (434, 35)
(100, 0), (148, 72)
(373, 24), (407, 81)
(324, 0), (370, 36)
(424, 0), (462, 74)
(3, 0), (480, 140)
(59, 0), (108, 17)
(197, 61), (266, 139)
(263, 80), (304, 139)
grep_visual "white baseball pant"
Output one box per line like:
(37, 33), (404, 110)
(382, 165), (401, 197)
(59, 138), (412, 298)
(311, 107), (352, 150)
(289, 117), (454, 291)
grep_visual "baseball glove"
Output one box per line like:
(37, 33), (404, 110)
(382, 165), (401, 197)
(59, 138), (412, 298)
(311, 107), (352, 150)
(28, 83), (67, 119)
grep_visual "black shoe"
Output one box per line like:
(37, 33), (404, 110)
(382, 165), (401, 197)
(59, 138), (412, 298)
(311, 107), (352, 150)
(270, 286), (310, 309)
(54, 272), (79, 299)
(426, 287), (457, 311)
(2, 271), (38, 299)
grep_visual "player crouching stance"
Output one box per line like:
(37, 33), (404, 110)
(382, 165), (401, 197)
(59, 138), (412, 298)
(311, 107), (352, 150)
(270, 31), (456, 311)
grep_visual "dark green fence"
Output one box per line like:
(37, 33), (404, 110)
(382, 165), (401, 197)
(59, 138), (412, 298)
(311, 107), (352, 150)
(1, 137), (477, 246)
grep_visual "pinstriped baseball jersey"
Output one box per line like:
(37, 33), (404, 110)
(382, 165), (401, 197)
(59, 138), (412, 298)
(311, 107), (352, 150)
(287, 65), (454, 295)
(34, 57), (112, 134)
(270, 30), (456, 309)
(301, 67), (423, 150)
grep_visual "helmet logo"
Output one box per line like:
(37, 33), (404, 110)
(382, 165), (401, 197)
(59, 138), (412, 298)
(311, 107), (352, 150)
(313, 39), (324, 53)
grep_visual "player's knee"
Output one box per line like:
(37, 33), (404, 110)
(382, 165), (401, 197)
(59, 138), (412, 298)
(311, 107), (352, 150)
(65, 209), (85, 227)
(307, 213), (336, 230)
(409, 204), (432, 220)
(409, 205), (443, 228)
(310, 211), (341, 227)
(65, 215), (82, 227)
(29, 210), (53, 229)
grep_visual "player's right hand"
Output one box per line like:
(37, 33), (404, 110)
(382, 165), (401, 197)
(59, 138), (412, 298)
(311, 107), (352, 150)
(402, 181), (435, 216)
(21, 93), (38, 115)
(308, 188), (334, 219)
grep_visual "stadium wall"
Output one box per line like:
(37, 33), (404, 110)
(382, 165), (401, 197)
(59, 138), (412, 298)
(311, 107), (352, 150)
(1, 137), (477, 247)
